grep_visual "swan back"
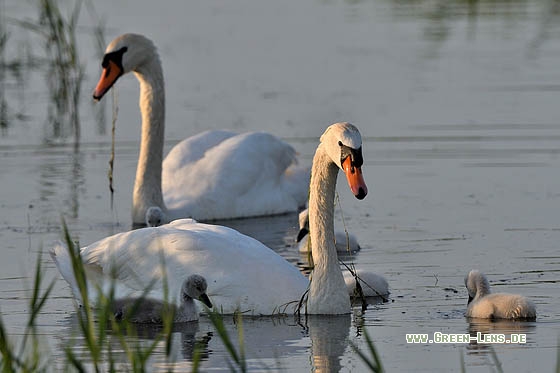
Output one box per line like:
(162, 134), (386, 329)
(163, 131), (308, 220)
(465, 270), (536, 320)
(74, 220), (308, 315)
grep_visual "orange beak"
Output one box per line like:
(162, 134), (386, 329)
(342, 156), (368, 200)
(93, 60), (122, 100)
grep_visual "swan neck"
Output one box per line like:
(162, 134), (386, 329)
(476, 275), (491, 298)
(176, 297), (198, 322)
(307, 144), (350, 314)
(132, 57), (167, 225)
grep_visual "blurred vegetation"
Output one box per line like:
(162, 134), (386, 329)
(0, 223), (178, 372)
(1, 0), (105, 144)
(0, 222), (251, 372)
(1, 0), (559, 143)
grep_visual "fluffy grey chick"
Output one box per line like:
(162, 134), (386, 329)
(112, 274), (212, 323)
(465, 270), (536, 320)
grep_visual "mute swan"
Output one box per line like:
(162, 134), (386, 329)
(112, 274), (212, 323)
(51, 122), (368, 315)
(296, 207), (360, 253)
(93, 33), (309, 226)
(465, 270), (536, 320)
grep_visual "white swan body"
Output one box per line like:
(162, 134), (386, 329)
(51, 219), (308, 315)
(465, 270), (536, 320)
(51, 122), (368, 315)
(343, 270), (389, 298)
(296, 208), (360, 253)
(163, 130), (308, 222)
(111, 274), (212, 323)
(93, 33), (308, 225)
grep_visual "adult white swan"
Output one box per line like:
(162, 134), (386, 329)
(93, 33), (309, 225)
(465, 270), (536, 320)
(51, 122), (368, 315)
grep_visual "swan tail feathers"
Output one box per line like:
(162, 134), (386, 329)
(50, 241), (83, 304)
(509, 298), (537, 319)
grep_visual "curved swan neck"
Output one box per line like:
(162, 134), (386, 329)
(132, 57), (167, 225)
(307, 143), (351, 314)
(475, 273), (491, 298)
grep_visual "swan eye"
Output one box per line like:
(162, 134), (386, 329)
(338, 141), (343, 147)
(101, 46), (128, 69)
(340, 145), (364, 168)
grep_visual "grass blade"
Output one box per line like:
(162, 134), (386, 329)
(350, 328), (384, 373)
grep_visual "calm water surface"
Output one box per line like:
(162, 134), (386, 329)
(1, 0), (560, 371)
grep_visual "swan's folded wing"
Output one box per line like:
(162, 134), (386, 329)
(163, 130), (237, 170)
(78, 222), (308, 313)
(163, 131), (306, 219)
(79, 227), (175, 293)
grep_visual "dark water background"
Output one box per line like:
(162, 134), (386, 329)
(1, 0), (560, 371)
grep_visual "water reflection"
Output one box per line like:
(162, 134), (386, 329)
(306, 315), (351, 373)
(0, 0), (107, 144)
(57, 309), (356, 371)
(57, 312), (209, 368)
(108, 321), (211, 364)
(34, 146), (85, 225)
(465, 318), (536, 352)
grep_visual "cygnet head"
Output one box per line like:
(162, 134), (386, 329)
(183, 274), (212, 308)
(145, 206), (166, 227)
(321, 122), (368, 199)
(93, 33), (159, 100)
(296, 208), (310, 243)
(465, 269), (491, 304)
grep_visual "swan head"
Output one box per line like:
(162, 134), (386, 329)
(93, 33), (158, 100)
(465, 269), (491, 304)
(182, 274), (212, 308)
(145, 206), (166, 227)
(321, 122), (368, 199)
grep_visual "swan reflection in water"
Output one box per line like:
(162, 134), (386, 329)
(58, 311), (355, 371)
(465, 318), (536, 353)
